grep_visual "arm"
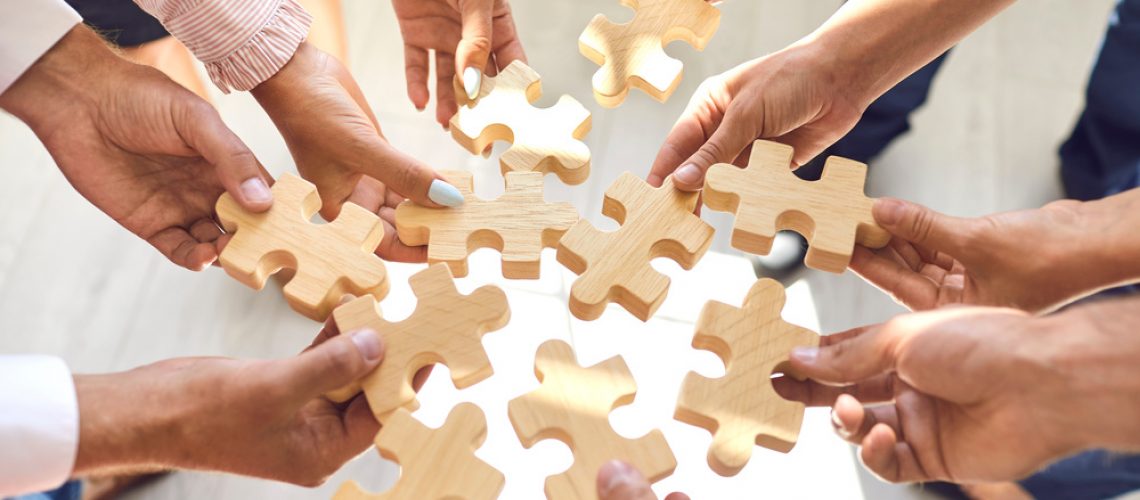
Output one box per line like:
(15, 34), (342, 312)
(0, 356), (77, 496)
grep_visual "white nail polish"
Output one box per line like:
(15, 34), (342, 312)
(463, 67), (481, 101)
(428, 179), (465, 207)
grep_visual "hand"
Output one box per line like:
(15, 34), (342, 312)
(782, 307), (1085, 483)
(851, 197), (1135, 314)
(596, 461), (689, 500)
(0, 27), (273, 271)
(72, 328), (386, 485)
(392, 0), (526, 126)
(648, 44), (864, 191)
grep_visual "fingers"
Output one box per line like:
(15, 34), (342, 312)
(831, 394), (901, 444)
(435, 52), (459, 127)
(490, 6), (526, 66)
(341, 394), (381, 451)
(873, 198), (975, 254)
(773, 373), (896, 407)
(860, 424), (929, 483)
(273, 329), (385, 403)
(357, 141), (464, 208)
(789, 323), (906, 385)
(455, 0), (495, 101)
(849, 245), (940, 311)
(597, 461), (660, 500)
(147, 226), (218, 271)
(178, 101), (273, 212)
(404, 44), (431, 111)
(671, 105), (756, 191)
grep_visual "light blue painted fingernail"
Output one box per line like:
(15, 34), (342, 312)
(463, 67), (481, 101)
(428, 179), (465, 207)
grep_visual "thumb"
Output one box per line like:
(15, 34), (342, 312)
(872, 198), (973, 253)
(789, 323), (904, 385)
(598, 461), (658, 500)
(456, 0), (494, 102)
(178, 100), (273, 212)
(670, 106), (756, 191)
(278, 329), (385, 402)
(359, 140), (465, 208)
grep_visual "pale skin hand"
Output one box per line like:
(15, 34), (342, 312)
(595, 461), (689, 500)
(72, 328), (385, 485)
(851, 191), (1140, 314)
(0, 26), (274, 271)
(392, 0), (526, 126)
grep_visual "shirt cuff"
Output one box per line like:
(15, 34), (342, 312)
(0, 355), (79, 496)
(0, 0), (82, 94)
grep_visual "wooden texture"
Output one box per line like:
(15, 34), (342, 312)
(508, 340), (676, 499)
(579, 0), (721, 108)
(325, 264), (510, 417)
(333, 403), (504, 500)
(215, 173), (389, 321)
(674, 279), (820, 476)
(450, 61), (592, 185)
(557, 173), (713, 321)
(703, 140), (891, 273)
(395, 171), (579, 279)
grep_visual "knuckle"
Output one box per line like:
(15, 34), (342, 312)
(908, 207), (936, 243)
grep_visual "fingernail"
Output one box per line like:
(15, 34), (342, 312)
(874, 198), (905, 225)
(428, 179), (465, 207)
(239, 178), (272, 204)
(463, 67), (481, 101)
(790, 346), (819, 364)
(673, 164), (702, 185)
(646, 173), (663, 187)
(599, 460), (639, 494)
(831, 408), (843, 430)
(351, 329), (384, 362)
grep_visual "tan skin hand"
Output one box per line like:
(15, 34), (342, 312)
(596, 461), (689, 500)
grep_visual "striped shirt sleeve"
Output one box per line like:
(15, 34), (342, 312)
(133, 0), (313, 93)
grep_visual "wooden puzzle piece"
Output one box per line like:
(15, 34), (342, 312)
(450, 61), (592, 185)
(508, 340), (676, 499)
(325, 264), (510, 418)
(557, 173), (713, 321)
(703, 140), (891, 273)
(395, 171), (579, 279)
(579, 0), (721, 108)
(334, 403), (504, 500)
(674, 279), (820, 476)
(215, 173), (388, 321)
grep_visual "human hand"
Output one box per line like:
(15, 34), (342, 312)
(596, 461), (689, 500)
(850, 197), (1137, 314)
(0, 27), (274, 271)
(72, 328), (385, 485)
(392, 0), (526, 126)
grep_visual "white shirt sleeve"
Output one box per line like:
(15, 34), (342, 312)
(0, 0), (83, 94)
(0, 355), (79, 496)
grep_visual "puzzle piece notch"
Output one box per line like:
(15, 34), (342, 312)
(579, 0), (721, 107)
(703, 140), (891, 273)
(215, 173), (389, 321)
(508, 340), (676, 499)
(673, 279), (820, 476)
(450, 61), (593, 185)
(334, 403), (504, 500)
(325, 264), (510, 419)
(396, 171), (580, 279)
(557, 173), (713, 321)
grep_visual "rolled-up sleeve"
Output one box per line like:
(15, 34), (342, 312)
(0, 355), (79, 496)
(133, 0), (313, 93)
(0, 0), (82, 94)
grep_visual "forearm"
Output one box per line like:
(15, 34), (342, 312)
(71, 370), (180, 476)
(1075, 188), (1140, 289)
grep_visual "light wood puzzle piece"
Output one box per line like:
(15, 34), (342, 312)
(557, 173), (713, 321)
(703, 140), (891, 273)
(508, 340), (676, 499)
(579, 0), (721, 108)
(395, 171), (579, 279)
(674, 279), (820, 476)
(215, 173), (389, 321)
(325, 264), (510, 417)
(334, 403), (504, 500)
(450, 60), (592, 185)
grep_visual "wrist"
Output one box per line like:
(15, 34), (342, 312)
(250, 41), (314, 106)
(1078, 190), (1140, 287)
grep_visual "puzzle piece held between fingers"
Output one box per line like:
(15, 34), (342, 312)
(333, 403), (504, 500)
(674, 279), (820, 476)
(450, 61), (592, 185)
(557, 173), (714, 321)
(396, 171), (579, 279)
(508, 340), (677, 499)
(703, 140), (891, 273)
(325, 264), (510, 419)
(215, 173), (389, 321)
(579, 0), (721, 107)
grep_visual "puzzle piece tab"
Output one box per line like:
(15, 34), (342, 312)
(674, 279), (820, 476)
(557, 173), (713, 321)
(216, 173), (388, 321)
(326, 264), (510, 418)
(450, 61), (592, 185)
(579, 0), (721, 107)
(396, 171), (579, 279)
(334, 403), (504, 500)
(703, 140), (891, 273)
(508, 340), (676, 499)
